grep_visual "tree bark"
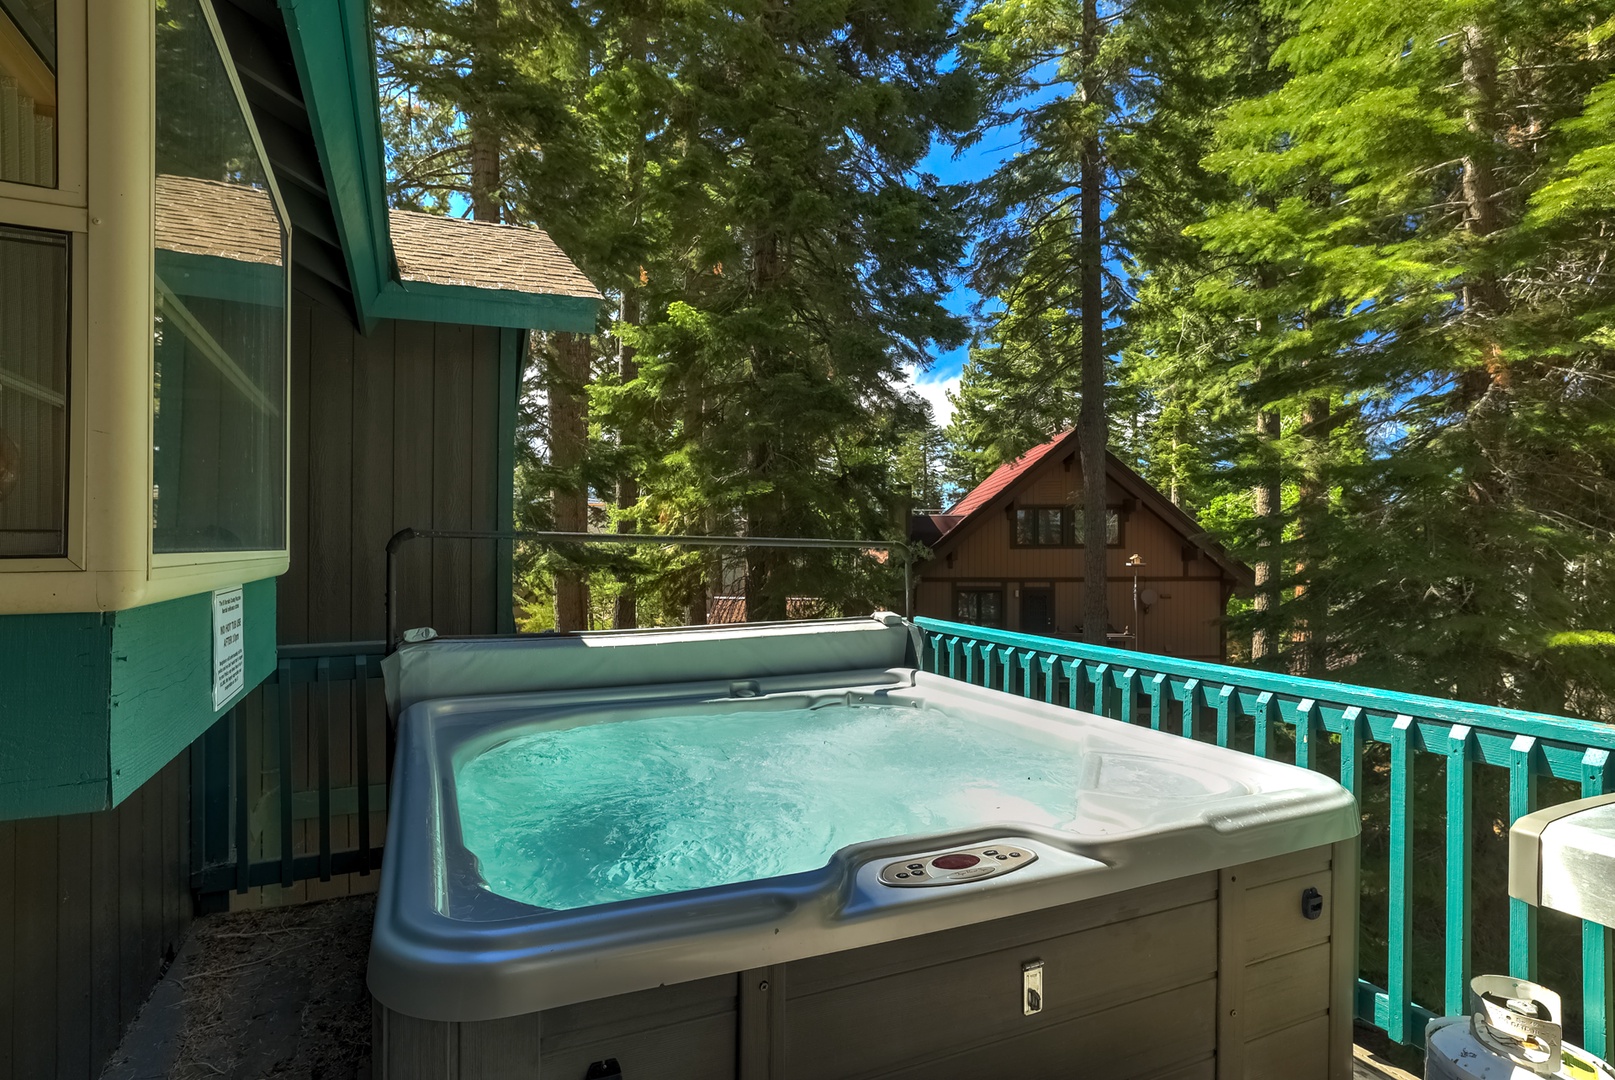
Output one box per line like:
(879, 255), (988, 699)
(549, 332), (591, 631)
(468, 0), (501, 223)
(1077, 0), (1109, 646)
(1293, 392), (1329, 674)
(1251, 405), (1281, 663)
(613, 291), (640, 628)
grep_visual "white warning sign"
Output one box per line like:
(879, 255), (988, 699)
(212, 586), (246, 710)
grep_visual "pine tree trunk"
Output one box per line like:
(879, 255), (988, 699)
(549, 332), (590, 631)
(468, 0), (501, 224)
(745, 232), (788, 622)
(1077, 0), (1109, 647)
(1251, 405), (1281, 663)
(1294, 393), (1329, 675)
(613, 292), (639, 629)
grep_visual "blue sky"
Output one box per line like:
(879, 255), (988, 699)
(905, 133), (1019, 426)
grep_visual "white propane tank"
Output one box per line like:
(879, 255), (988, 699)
(1427, 976), (1615, 1080)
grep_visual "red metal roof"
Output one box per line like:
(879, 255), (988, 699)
(940, 431), (1072, 531)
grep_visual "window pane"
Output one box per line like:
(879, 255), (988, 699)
(1015, 509), (1033, 545)
(0, 0), (57, 186)
(1038, 508), (1061, 545)
(0, 225), (67, 557)
(1107, 509), (1119, 545)
(152, 0), (286, 554)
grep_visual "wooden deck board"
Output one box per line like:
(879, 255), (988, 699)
(1352, 1043), (1422, 1080)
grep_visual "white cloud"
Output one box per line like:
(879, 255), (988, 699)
(903, 367), (962, 430)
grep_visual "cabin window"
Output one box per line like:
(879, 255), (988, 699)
(151, 0), (287, 555)
(954, 588), (1004, 627)
(0, 224), (67, 557)
(1014, 506), (1067, 546)
(1073, 507), (1121, 547)
(0, 0), (57, 187)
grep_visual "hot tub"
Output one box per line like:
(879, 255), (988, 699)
(371, 615), (1359, 1080)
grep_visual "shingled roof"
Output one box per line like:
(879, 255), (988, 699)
(388, 211), (603, 301)
(155, 175), (283, 265)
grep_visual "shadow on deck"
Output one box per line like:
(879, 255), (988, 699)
(101, 896), (1425, 1080)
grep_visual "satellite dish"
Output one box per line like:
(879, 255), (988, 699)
(1140, 588), (1159, 608)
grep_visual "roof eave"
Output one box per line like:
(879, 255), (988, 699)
(279, 0), (600, 332)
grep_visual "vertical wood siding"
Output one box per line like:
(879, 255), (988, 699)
(0, 755), (191, 1080)
(280, 294), (510, 647)
(917, 461), (1235, 660)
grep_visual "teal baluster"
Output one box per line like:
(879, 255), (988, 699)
(1039, 655), (1057, 704)
(1444, 724), (1473, 1018)
(1387, 715), (1415, 1043)
(1253, 691), (1275, 758)
(1062, 659), (1081, 710)
(1148, 673), (1167, 730)
(1215, 685), (1236, 748)
(1017, 650), (1037, 699)
(1582, 747), (1613, 1058)
(1508, 734), (1539, 983)
(998, 646), (1016, 694)
(1294, 698), (1318, 771)
(1178, 677), (1201, 740)
(944, 636), (961, 679)
(1339, 706), (1363, 802)
(960, 640), (977, 684)
(1091, 662), (1112, 718)
(1117, 668), (1138, 725)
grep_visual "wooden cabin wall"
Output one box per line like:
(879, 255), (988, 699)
(277, 292), (515, 648)
(916, 462), (1233, 661)
(0, 754), (191, 1080)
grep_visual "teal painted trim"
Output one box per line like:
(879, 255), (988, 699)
(278, 0), (604, 333)
(108, 577), (276, 805)
(495, 328), (523, 633)
(373, 281), (600, 333)
(915, 617), (1615, 1052)
(1582, 750), (1613, 1057)
(157, 251), (284, 306)
(0, 580), (275, 820)
(279, 0), (391, 331)
(0, 613), (113, 819)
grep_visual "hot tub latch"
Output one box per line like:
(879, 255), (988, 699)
(1023, 960), (1045, 1016)
(584, 1060), (622, 1080)
(1301, 886), (1324, 920)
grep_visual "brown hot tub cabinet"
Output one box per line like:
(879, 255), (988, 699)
(368, 619), (1359, 1079)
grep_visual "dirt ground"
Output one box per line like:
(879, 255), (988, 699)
(101, 896), (374, 1080)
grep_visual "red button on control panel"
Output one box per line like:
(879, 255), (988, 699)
(931, 853), (981, 870)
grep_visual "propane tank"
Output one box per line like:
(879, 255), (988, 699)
(1427, 976), (1615, 1080)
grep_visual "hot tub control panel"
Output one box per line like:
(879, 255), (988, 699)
(878, 844), (1038, 887)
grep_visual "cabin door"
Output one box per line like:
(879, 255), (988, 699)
(1020, 587), (1054, 633)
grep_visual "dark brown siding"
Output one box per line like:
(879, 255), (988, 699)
(280, 292), (512, 648)
(0, 755), (191, 1080)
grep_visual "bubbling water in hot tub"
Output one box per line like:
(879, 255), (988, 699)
(454, 700), (1239, 911)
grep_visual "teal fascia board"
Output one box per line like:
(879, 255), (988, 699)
(0, 578), (276, 820)
(279, 0), (603, 334)
(373, 281), (599, 333)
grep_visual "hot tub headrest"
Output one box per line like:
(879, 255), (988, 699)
(382, 613), (918, 716)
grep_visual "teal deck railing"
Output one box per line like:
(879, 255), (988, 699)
(915, 616), (1615, 1055)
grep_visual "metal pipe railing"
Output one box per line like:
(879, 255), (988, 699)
(913, 616), (1615, 1057)
(384, 527), (913, 652)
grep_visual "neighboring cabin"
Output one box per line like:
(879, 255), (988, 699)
(910, 430), (1252, 661)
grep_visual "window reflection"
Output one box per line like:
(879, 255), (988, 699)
(152, 0), (286, 554)
(0, 0), (57, 187)
(0, 225), (67, 557)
